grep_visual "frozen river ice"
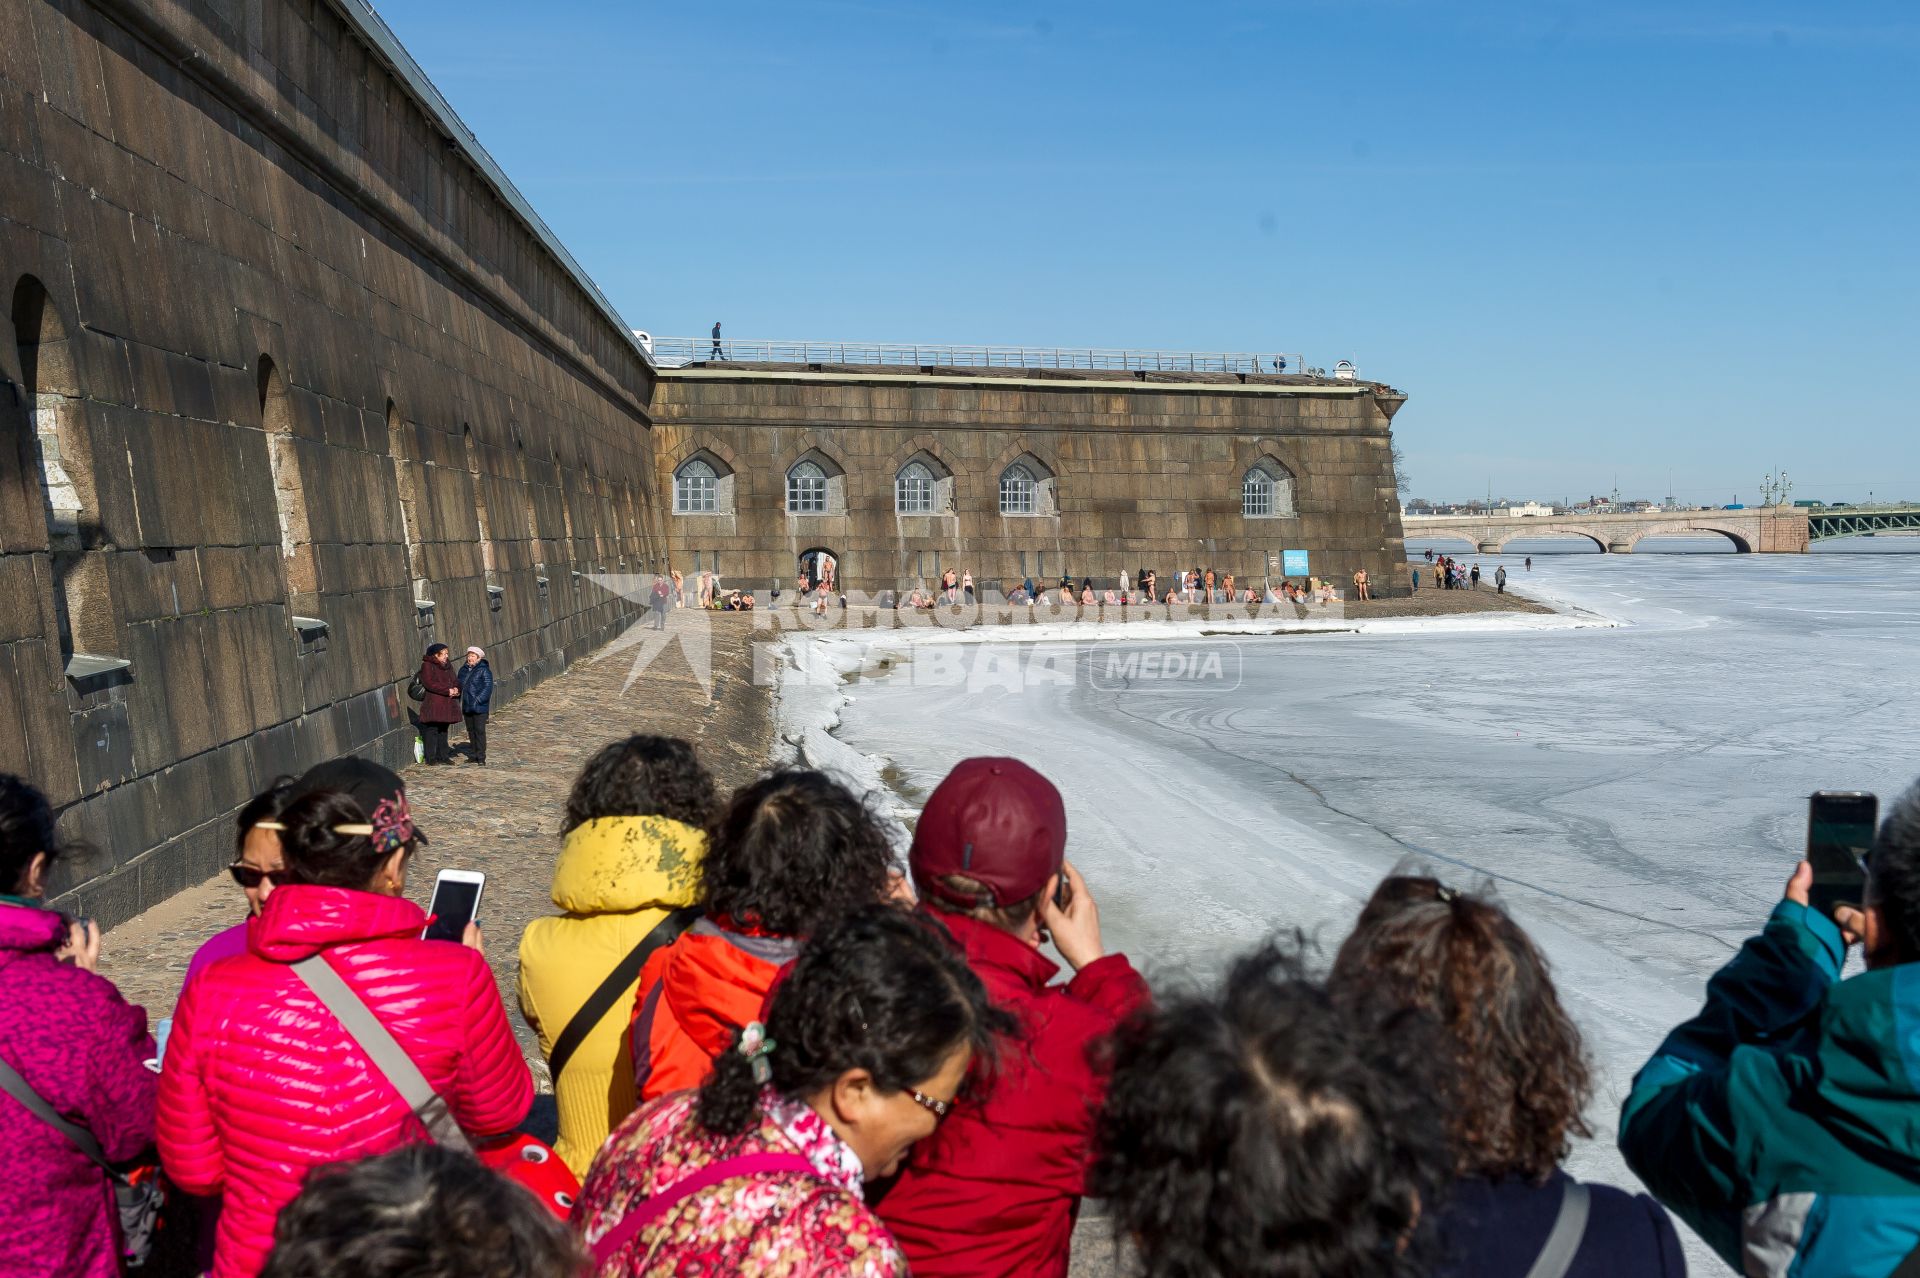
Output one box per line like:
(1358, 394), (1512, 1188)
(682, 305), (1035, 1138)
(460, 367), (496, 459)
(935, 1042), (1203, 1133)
(824, 544), (1920, 1271)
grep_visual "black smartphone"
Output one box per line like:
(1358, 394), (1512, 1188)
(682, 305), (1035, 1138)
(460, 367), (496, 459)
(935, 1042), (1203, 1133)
(1806, 791), (1878, 921)
(422, 869), (485, 942)
(1053, 870), (1072, 913)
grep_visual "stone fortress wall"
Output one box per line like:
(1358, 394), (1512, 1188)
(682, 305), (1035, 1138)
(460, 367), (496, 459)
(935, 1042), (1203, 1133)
(0, 0), (664, 926)
(651, 365), (1410, 598)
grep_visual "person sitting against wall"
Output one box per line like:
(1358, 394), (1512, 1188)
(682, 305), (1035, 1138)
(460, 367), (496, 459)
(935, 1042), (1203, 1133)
(416, 642), (462, 765)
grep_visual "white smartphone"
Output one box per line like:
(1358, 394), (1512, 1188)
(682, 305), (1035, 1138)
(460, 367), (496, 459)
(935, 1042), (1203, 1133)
(422, 869), (485, 942)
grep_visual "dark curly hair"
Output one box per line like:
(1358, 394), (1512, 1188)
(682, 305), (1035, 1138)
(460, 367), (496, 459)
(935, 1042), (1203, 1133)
(261, 1144), (583, 1278)
(562, 736), (716, 835)
(0, 773), (59, 896)
(696, 905), (1013, 1135)
(699, 770), (896, 938)
(1091, 943), (1448, 1278)
(1328, 876), (1592, 1181)
(277, 790), (409, 892)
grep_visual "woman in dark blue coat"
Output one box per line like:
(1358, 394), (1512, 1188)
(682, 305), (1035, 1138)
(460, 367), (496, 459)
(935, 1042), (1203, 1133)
(1330, 876), (1687, 1278)
(455, 645), (494, 765)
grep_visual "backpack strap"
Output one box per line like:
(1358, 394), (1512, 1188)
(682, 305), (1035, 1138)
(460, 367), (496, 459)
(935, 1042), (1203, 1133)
(292, 953), (472, 1153)
(548, 906), (702, 1083)
(1523, 1180), (1591, 1278)
(0, 1054), (111, 1170)
(589, 1152), (817, 1265)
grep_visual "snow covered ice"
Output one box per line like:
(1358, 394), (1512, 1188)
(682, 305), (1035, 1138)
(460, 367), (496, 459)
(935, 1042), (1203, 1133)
(781, 546), (1920, 1270)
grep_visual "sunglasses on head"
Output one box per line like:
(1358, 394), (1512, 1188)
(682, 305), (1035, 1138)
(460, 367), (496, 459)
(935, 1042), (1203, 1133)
(228, 863), (282, 890)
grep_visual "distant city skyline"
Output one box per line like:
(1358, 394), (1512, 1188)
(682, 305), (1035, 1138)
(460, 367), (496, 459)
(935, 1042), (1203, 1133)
(378, 0), (1918, 505)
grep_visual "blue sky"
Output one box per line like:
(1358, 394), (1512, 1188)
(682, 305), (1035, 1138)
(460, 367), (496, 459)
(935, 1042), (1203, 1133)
(380, 0), (1918, 505)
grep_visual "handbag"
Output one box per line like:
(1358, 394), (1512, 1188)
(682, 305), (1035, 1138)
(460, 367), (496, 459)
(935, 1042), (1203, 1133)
(292, 953), (580, 1217)
(406, 675), (427, 702)
(0, 1055), (164, 1268)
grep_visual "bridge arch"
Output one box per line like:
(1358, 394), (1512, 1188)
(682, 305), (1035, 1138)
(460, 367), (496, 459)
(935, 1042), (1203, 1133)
(1622, 525), (1752, 554)
(1488, 529), (1609, 555)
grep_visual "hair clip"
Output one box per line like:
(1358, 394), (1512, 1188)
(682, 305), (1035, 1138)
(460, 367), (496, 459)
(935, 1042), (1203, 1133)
(739, 1020), (777, 1085)
(252, 821), (286, 831)
(1435, 884), (1460, 903)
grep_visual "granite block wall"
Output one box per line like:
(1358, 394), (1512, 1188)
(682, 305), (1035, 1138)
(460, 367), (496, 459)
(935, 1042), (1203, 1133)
(0, 0), (663, 925)
(651, 367), (1410, 596)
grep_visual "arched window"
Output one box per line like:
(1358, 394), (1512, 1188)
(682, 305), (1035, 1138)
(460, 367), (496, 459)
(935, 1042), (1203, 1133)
(14, 275), (118, 662)
(1243, 460), (1297, 518)
(676, 457), (718, 513)
(787, 459), (828, 514)
(896, 461), (934, 513)
(1243, 468), (1274, 517)
(1000, 463), (1036, 515)
(673, 451), (734, 516)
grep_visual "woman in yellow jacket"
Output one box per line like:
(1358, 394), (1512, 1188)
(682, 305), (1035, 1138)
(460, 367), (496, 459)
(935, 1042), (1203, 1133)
(517, 735), (716, 1176)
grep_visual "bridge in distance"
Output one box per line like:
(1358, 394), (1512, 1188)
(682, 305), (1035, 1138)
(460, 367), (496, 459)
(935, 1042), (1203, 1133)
(1402, 507), (1920, 554)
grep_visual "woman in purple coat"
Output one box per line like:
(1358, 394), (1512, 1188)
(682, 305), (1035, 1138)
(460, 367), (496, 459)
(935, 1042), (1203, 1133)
(416, 642), (463, 764)
(0, 773), (159, 1278)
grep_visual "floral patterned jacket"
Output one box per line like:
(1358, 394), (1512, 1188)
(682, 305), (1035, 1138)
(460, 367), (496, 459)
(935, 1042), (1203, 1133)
(577, 1088), (905, 1277)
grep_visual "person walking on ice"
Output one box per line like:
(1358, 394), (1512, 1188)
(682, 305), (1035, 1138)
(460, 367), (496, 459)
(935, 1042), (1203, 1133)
(1495, 564), (1507, 594)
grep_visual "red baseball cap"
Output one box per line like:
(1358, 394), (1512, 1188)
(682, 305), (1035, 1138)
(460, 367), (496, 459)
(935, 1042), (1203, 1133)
(910, 758), (1066, 908)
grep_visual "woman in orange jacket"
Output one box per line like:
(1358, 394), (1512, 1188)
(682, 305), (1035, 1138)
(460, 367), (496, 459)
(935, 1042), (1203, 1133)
(628, 770), (897, 1102)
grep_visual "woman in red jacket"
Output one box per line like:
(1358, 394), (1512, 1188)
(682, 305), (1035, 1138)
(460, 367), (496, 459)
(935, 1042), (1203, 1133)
(417, 642), (462, 764)
(880, 757), (1151, 1278)
(158, 758), (531, 1278)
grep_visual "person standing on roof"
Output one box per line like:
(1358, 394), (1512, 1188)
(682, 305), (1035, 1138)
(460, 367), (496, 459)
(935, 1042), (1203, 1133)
(710, 321), (723, 360)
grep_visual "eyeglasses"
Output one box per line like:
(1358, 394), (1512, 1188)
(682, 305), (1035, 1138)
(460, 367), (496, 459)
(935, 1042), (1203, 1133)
(228, 863), (283, 890)
(908, 1089), (954, 1120)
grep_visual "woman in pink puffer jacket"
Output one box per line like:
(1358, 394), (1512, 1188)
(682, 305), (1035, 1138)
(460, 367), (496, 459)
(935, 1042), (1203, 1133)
(0, 774), (158, 1278)
(158, 762), (531, 1278)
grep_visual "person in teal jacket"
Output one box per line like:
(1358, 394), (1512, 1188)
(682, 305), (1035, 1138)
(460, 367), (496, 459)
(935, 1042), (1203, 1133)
(1621, 778), (1920, 1277)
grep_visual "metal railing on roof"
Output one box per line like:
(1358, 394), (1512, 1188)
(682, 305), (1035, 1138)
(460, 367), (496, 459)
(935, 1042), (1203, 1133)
(642, 335), (1328, 377)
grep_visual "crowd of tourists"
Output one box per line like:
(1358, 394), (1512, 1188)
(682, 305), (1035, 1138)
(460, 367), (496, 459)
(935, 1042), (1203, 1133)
(903, 565), (1355, 609)
(1415, 546), (1524, 592)
(7, 737), (1920, 1276)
